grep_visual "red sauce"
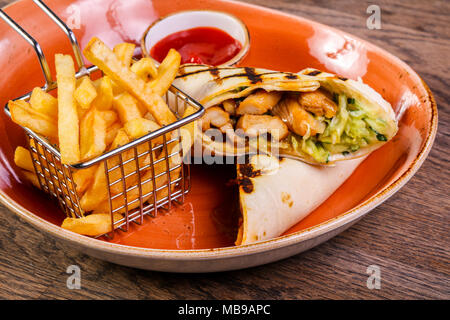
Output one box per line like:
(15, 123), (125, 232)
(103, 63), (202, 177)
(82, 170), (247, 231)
(150, 27), (242, 65)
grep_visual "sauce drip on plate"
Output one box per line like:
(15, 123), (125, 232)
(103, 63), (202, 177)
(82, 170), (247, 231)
(150, 27), (242, 65)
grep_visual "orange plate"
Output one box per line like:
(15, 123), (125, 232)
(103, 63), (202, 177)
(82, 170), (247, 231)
(0, 0), (437, 272)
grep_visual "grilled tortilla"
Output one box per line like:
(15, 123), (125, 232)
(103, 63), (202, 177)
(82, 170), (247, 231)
(173, 65), (398, 164)
(236, 154), (365, 245)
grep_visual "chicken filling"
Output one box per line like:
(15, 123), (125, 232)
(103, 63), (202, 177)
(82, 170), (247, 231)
(200, 88), (390, 163)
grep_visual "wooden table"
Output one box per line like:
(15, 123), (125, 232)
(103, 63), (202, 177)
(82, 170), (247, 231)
(0, 0), (448, 300)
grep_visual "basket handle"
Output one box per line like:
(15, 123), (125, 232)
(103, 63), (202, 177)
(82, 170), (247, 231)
(0, 0), (86, 91)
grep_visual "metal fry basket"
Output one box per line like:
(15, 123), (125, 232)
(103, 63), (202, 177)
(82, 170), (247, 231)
(0, 0), (204, 238)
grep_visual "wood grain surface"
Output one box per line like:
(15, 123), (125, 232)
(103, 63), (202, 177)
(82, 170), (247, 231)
(0, 0), (448, 300)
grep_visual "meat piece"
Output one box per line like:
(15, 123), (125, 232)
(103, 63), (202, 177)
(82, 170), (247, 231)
(236, 114), (289, 140)
(222, 99), (237, 116)
(236, 90), (282, 115)
(201, 106), (231, 131)
(272, 97), (326, 137)
(297, 90), (337, 118)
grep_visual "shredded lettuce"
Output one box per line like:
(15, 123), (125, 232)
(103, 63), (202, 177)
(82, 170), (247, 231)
(230, 86), (249, 94)
(286, 92), (390, 163)
(289, 134), (329, 163)
(320, 94), (349, 144)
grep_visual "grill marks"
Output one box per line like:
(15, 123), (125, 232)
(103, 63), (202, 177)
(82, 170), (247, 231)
(177, 66), (236, 79)
(237, 163), (262, 194)
(177, 66), (301, 86)
(238, 177), (254, 193)
(219, 68), (265, 84)
(243, 67), (262, 84)
(306, 70), (322, 76)
(304, 69), (348, 81)
(285, 73), (299, 80)
(239, 163), (261, 179)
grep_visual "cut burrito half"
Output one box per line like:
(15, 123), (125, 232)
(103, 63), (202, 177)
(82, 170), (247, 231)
(173, 65), (398, 164)
(236, 154), (365, 245)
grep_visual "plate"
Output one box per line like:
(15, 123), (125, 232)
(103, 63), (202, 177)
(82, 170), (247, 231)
(0, 0), (437, 272)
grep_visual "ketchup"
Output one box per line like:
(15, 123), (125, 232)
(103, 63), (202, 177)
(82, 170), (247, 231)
(150, 27), (242, 65)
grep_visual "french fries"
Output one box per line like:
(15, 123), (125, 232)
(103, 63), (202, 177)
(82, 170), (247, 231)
(9, 100), (58, 139)
(21, 170), (41, 189)
(14, 146), (54, 192)
(99, 110), (118, 127)
(113, 92), (142, 124)
(9, 37), (197, 237)
(113, 42), (135, 67)
(80, 108), (107, 161)
(148, 48), (181, 96)
(74, 76), (97, 110)
(29, 87), (58, 118)
(92, 76), (114, 110)
(131, 57), (158, 81)
(80, 129), (129, 211)
(83, 37), (177, 126)
(61, 213), (122, 236)
(72, 164), (98, 194)
(105, 122), (122, 146)
(55, 54), (80, 164)
(124, 118), (161, 140)
(93, 163), (167, 214)
(14, 146), (34, 172)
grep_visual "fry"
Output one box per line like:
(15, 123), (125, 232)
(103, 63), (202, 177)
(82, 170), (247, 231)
(143, 112), (156, 122)
(148, 48), (181, 96)
(93, 163), (167, 214)
(99, 110), (118, 127)
(92, 76), (113, 110)
(29, 87), (58, 118)
(21, 170), (41, 189)
(9, 100), (58, 139)
(112, 92), (142, 124)
(105, 122), (122, 146)
(74, 76), (97, 109)
(104, 106), (196, 209)
(80, 129), (129, 211)
(55, 54), (80, 164)
(106, 117), (163, 194)
(79, 162), (108, 211)
(113, 42), (135, 67)
(83, 37), (177, 126)
(80, 108), (107, 161)
(131, 57), (158, 80)
(123, 117), (160, 138)
(61, 213), (122, 236)
(21, 169), (58, 194)
(73, 165), (98, 194)
(124, 117), (162, 146)
(14, 146), (34, 172)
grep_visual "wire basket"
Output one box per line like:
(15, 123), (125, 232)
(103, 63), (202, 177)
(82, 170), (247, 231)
(0, 0), (204, 238)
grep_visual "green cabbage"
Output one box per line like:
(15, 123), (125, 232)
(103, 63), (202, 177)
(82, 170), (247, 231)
(289, 134), (329, 163)
(287, 92), (390, 162)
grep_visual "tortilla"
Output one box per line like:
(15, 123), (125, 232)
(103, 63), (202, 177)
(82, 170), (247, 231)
(173, 65), (398, 164)
(236, 154), (365, 245)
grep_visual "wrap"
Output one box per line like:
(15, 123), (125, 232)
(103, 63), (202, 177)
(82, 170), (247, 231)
(236, 155), (365, 245)
(173, 65), (398, 164)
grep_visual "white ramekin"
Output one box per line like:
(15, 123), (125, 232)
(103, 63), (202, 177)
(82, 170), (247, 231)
(141, 10), (250, 66)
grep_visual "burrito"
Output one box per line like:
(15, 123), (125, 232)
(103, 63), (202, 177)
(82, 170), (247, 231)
(236, 154), (365, 245)
(173, 65), (398, 164)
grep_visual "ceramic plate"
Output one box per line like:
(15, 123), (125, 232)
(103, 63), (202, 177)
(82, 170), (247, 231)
(0, 0), (437, 272)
